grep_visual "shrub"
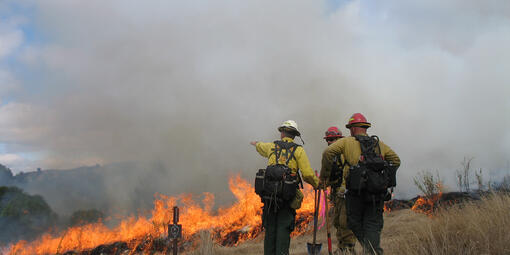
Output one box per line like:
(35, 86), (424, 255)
(413, 170), (442, 197)
(0, 186), (57, 244)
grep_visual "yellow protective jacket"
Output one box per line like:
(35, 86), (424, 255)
(321, 134), (401, 186)
(255, 137), (319, 189)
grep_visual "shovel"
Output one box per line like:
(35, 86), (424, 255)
(307, 179), (322, 255)
(324, 187), (333, 255)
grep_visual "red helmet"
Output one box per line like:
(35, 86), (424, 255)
(324, 126), (343, 139)
(345, 113), (371, 129)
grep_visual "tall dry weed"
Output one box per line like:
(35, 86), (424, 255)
(384, 193), (510, 255)
(175, 194), (510, 254)
(188, 231), (214, 255)
(413, 170), (442, 197)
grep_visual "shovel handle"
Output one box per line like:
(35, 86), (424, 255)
(313, 186), (321, 244)
(312, 189), (317, 244)
(324, 189), (332, 255)
(327, 234), (332, 255)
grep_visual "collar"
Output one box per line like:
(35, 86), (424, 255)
(282, 137), (295, 142)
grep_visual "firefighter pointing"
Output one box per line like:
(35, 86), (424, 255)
(321, 113), (400, 255)
(251, 120), (319, 255)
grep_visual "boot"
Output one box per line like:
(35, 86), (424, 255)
(335, 244), (355, 255)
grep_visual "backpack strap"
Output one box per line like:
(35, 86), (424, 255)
(284, 143), (304, 188)
(372, 135), (384, 160)
(285, 144), (299, 166)
(355, 135), (379, 161)
(271, 141), (282, 164)
(274, 141), (303, 188)
(273, 143), (282, 163)
(344, 157), (351, 168)
(335, 155), (346, 169)
(273, 140), (300, 166)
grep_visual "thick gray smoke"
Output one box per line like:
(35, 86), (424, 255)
(1, 0), (509, 213)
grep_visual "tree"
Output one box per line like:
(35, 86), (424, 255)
(0, 186), (57, 244)
(0, 164), (13, 185)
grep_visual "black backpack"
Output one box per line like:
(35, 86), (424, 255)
(346, 135), (394, 195)
(255, 141), (302, 204)
(329, 156), (344, 190)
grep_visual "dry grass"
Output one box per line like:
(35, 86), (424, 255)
(384, 193), (510, 255)
(179, 193), (510, 254)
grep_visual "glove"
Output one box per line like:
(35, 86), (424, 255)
(336, 186), (346, 198)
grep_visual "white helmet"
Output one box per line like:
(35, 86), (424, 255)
(278, 120), (300, 136)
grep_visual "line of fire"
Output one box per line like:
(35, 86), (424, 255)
(7, 174), (478, 255)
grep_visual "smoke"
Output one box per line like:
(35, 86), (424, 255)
(0, 0), (509, 207)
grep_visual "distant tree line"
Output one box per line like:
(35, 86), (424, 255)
(0, 164), (14, 185)
(0, 164), (105, 245)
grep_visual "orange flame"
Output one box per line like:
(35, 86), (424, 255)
(411, 183), (443, 217)
(8, 174), (316, 254)
(383, 203), (391, 213)
(383, 193), (395, 213)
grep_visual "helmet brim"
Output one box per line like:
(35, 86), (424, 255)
(278, 126), (300, 136)
(323, 135), (343, 139)
(345, 122), (371, 129)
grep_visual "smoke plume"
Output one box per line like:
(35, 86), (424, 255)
(1, 0), (509, 211)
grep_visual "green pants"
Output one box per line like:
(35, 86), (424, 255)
(345, 192), (384, 255)
(333, 194), (357, 249)
(262, 204), (296, 255)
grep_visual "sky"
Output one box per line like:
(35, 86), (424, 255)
(0, 0), (509, 197)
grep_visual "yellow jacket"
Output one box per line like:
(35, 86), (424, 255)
(255, 137), (319, 189)
(321, 134), (401, 185)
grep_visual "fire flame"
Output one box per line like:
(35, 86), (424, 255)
(383, 203), (391, 213)
(8, 174), (316, 254)
(383, 192), (396, 213)
(411, 183), (443, 217)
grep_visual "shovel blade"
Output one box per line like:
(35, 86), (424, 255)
(307, 242), (322, 255)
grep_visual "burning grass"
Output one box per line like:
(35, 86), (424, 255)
(410, 182), (444, 217)
(410, 192), (443, 216)
(10, 172), (507, 255)
(7, 175), (316, 255)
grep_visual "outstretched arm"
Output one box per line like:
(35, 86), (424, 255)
(251, 141), (274, 158)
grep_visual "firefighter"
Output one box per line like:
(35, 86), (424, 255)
(320, 114), (400, 255)
(250, 120), (319, 255)
(321, 126), (357, 254)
